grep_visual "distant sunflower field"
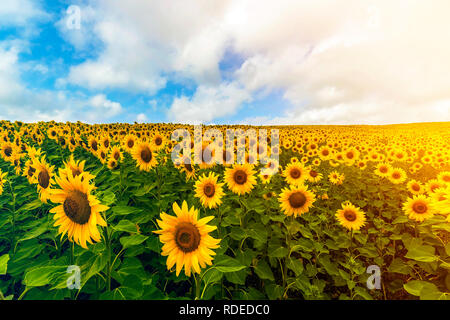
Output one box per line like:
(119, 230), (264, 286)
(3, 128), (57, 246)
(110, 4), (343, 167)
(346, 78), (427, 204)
(0, 120), (450, 300)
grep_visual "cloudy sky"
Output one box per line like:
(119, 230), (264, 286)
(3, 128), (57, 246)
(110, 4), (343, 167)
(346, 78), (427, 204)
(1, 0), (449, 125)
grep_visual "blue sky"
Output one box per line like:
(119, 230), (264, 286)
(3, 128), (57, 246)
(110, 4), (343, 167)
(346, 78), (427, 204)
(0, 1), (449, 125)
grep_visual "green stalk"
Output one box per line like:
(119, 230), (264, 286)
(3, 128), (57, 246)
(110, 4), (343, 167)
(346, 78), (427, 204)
(7, 179), (16, 254)
(193, 274), (201, 300)
(104, 226), (112, 292)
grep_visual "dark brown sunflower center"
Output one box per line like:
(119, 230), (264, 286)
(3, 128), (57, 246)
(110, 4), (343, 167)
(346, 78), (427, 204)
(63, 190), (91, 224)
(38, 170), (50, 189)
(233, 170), (247, 185)
(4, 147), (12, 157)
(310, 170), (318, 177)
(127, 139), (134, 148)
(343, 210), (357, 221)
(141, 147), (152, 163)
(203, 183), (215, 198)
(380, 166), (388, 173)
(412, 202), (427, 214)
(290, 168), (301, 179)
(71, 168), (81, 177)
(412, 184), (420, 191)
(113, 152), (120, 160)
(91, 141), (98, 151)
(392, 172), (401, 179)
(346, 152), (354, 159)
(175, 222), (201, 253)
(443, 176), (450, 182)
(27, 166), (36, 177)
(155, 137), (162, 145)
(184, 162), (193, 172)
(322, 150), (329, 156)
(288, 192), (307, 209)
(103, 140), (109, 148)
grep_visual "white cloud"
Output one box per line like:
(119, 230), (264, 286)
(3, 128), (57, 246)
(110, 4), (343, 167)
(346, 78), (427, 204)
(89, 94), (123, 116)
(136, 113), (148, 123)
(167, 82), (251, 124)
(6, 0), (450, 124)
(0, 0), (48, 28)
(0, 41), (123, 123)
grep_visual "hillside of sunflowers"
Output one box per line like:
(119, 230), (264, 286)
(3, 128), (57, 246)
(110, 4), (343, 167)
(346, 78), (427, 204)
(0, 120), (449, 301)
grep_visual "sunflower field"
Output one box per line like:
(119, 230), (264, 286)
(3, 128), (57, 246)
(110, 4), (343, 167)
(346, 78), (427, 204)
(0, 120), (450, 301)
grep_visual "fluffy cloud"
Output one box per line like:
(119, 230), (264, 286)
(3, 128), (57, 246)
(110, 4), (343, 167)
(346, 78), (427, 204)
(2, 0), (446, 125)
(0, 0), (48, 28)
(0, 41), (123, 123)
(167, 82), (251, 124)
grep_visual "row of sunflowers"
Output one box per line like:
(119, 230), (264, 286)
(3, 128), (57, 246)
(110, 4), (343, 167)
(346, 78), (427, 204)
(0, 120), (449, 300)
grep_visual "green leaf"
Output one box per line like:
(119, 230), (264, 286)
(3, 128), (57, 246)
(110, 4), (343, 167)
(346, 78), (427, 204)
(392, 216), (408, 224)
(254, 260), (274, 281)
(354, 287), (373, 300)
(388, 258), (412, 275)
(268, 247), (289, 258)
(112, 220), (138, 234)
(214, 255), (246, 273)
(404, 280), (448, 300)
(405, 245), (437, 262)
(0, 254), (10, 275)
(23, 266), (66, 287)
(120, 234), (149, 249)
(318, 255), (339, 276)
(287, 258), (304, 276)
(112, 206), (142, 216)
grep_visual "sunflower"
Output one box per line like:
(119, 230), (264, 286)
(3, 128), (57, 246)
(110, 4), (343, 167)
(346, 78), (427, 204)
(278, 184), (316, 217)
(109, 145), (123, 162)
(1, 142), (16, 162)
(426, 179), (445, 194)
(259, 173), (272, 184)
(194, 172), (224, 209)
(123, 134), (137, 153)
(407, 179), (424, 195)
(388, 168), (407, 184)
(305, 166), (322, 183)
(23, 159), (36, 184)
(151, 132), (166, 151)
(437, 171), (450, 185)
(153, 201), (221, 277)
(0, 169), (7, 195)
(329, 170), (344, 185)
(49, 172), (108, 249)
(131, 141), (157, 171)
(59, 154), (93, 180)
(374, 163), (392, 178)
(402, 195), (436, 222)
(32, 156), (55, 203)
(335, 201), (366, 231)
(224, 164), (257, 195)
(282, 162), (307, 186)
(106, 156), (117, 169)
(88, 136), (99, 153)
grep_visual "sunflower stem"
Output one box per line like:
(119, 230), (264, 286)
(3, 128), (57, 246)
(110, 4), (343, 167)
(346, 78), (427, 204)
(104, 227), (112, 292)
(7, 179), (16, 255)
(193, 273), (201, 300)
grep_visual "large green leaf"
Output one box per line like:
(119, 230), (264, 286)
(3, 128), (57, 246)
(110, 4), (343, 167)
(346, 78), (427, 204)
(254, 260), (274, 281)
(0, 254), (10, 275)
(405, 245), (437, 262)
(214, 255), (246, 273)
(120, 234), (149, 249)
